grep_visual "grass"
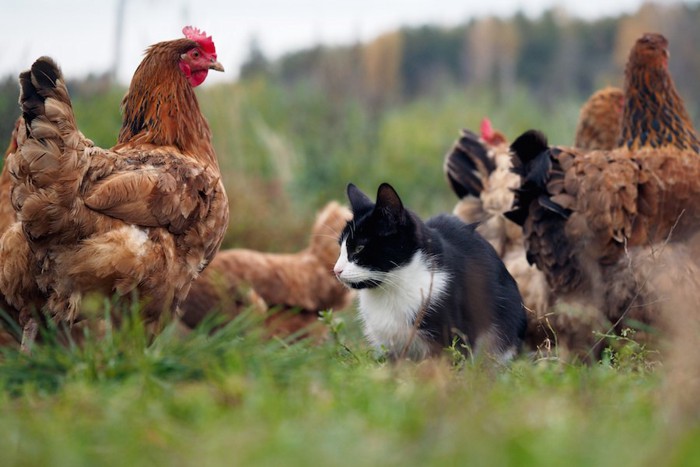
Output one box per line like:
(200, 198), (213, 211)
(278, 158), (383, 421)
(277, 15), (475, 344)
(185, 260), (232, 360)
(0, 307), (697, 467)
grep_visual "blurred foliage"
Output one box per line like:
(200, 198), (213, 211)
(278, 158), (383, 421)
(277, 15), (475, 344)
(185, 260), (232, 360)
(0, 76), (20, 154)
(1, 2), (699, 254)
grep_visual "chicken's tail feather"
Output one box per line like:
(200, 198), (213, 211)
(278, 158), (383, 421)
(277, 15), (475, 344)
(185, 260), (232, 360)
(20, 57), (70, 127)
(444, 129), (495, 199)
(19, 56), (85, 151)
(509, 130), (548, 176)
(504, 130), (557, 226)
(16, 56), (89, 190)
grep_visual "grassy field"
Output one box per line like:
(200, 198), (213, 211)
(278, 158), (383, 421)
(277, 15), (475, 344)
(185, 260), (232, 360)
(0, 309), (698, 467)
(1, 80), (698, 466)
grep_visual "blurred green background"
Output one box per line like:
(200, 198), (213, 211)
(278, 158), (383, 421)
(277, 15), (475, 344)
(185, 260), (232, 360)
(2, 2), (700, 251)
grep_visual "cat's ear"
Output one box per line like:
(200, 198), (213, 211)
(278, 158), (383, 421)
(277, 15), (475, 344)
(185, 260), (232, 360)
(374, 183), (406, 234)
(346, 183), (375, 217)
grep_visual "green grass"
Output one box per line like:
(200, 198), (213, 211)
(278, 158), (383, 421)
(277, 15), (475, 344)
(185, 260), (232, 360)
(0, 308), (697, 467)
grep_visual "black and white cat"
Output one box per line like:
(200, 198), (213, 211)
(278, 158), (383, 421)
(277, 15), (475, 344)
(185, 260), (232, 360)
(334, 182), (526, 361)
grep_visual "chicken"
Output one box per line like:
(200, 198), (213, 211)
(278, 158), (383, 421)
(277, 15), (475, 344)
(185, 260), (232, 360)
(445, 69), (660, 357)
(0, 27), (229, 351)
(573, 86), (624, 151)
(444, 119), (549, 320)
(506, 33), (700, 335)
(179, 201), (354, 340)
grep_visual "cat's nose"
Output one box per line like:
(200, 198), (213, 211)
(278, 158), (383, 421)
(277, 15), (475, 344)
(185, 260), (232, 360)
(333, 265), (343, 277)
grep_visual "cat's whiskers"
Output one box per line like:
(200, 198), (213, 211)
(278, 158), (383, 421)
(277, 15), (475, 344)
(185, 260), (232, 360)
(312, 233), (344, 241)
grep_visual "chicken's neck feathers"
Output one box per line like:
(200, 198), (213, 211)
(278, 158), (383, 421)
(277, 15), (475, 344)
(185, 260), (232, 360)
(116, 43), (218, 168)
(620, 64), (699, 152)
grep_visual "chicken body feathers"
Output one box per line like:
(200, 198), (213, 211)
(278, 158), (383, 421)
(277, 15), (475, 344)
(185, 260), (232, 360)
(508, 130), (700, 298)
(2, 53), (228, 326)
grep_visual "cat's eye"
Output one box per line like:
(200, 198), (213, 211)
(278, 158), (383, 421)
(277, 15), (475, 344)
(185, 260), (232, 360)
(354, 245), (364, 254)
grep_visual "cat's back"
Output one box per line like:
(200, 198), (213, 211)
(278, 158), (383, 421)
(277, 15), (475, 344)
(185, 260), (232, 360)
(424, 212), (526, 357)
(425, 213), (491, 256)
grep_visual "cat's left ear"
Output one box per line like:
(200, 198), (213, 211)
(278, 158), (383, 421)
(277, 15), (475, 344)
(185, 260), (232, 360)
(347, 183), (375, 218)
(375, 183), (406, 231)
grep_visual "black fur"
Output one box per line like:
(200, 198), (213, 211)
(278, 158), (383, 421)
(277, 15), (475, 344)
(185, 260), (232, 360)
(342, 182), (526, 357)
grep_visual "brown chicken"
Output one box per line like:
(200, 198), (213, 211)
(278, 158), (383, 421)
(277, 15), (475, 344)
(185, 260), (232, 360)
(506, 33), (700, 336)
(573, 86), (624, 151)
(180, 201), (354, 340)
(0, 27), (229, 350)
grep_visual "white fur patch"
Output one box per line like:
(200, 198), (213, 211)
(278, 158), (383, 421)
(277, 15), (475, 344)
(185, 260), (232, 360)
(333, 239), (350, 277)
(350, 249), (450, 360)
(122, 225), (149, 258)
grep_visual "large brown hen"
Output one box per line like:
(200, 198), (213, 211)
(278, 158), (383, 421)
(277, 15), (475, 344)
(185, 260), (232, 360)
(0, 27), (229, 351)
(180, 201), (354, 340)
(506, 33), (700, 336)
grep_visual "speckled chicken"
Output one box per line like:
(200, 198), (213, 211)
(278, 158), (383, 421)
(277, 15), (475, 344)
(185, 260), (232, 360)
(506, 33), (700, 333)
(0, 27), (229, 350)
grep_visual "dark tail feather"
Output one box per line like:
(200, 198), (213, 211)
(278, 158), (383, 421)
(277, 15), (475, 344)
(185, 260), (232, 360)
(19, 70), (44, 129)
(19, 56), (64, 127)
(505, 130), (554, 226)
(444, 129), (496, 199)
(509, 130), (548, 177)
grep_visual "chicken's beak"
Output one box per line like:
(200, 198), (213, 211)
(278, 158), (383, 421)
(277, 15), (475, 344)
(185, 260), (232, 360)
(210, 60), (225, 72)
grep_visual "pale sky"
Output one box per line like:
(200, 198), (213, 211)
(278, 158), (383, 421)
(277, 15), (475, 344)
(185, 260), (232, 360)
(0, 0), (690, 85)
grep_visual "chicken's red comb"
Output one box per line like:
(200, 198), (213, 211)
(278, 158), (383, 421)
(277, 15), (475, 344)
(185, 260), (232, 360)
(480, 118), (494, 141)
(182, 26), (216, 56)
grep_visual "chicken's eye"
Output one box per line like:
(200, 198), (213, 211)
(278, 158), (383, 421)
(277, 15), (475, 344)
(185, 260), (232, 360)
(192, 50), (200, 58)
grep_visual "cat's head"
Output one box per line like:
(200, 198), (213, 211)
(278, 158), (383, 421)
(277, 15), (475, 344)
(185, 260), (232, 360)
(333, 183), (419, 289)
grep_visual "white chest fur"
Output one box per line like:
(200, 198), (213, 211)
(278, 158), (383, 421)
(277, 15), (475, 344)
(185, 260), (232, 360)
(357, 251), (450, 359)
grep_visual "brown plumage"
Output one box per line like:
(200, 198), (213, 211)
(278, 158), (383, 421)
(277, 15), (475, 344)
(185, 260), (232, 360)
(0, 28), (228, 350)
(619, 34), (699, 152)
(179, 201), (354, 340)
(506, 35), (700, 335)
(573, 86), (624, 151)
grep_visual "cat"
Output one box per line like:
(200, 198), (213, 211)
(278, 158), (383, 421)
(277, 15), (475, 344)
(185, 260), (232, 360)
(333, 182), (526, 362)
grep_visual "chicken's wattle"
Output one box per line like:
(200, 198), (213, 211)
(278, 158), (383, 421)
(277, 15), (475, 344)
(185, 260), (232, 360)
(179, 61), (208, 87)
